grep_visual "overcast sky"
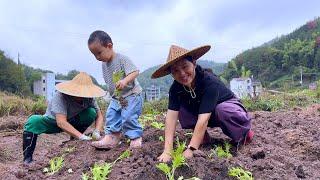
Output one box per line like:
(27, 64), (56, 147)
(0, 0), (319, 83)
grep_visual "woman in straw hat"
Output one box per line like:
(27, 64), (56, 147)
(22, 72), (105, 164)
(153, 45), (254, 162)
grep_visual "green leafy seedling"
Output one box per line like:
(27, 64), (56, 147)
(184, 132), (193, 137)
(114, 150), (131, 164)
(151, 121), (165, 130)
(156, 138), (187, 180)
(44, 156), (64, 175)
(82, 173), (89, 180)
(228, 167), (254, 180)
(82, 150), (130, 180)
(112, 70), (125, 97)
(209, 142), (232, 159)
(159, 136), (164, 142)
(91, 162), (113, 180)
(139, 113), (157, 128)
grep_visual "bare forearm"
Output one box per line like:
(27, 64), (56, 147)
(57, 121), (82, 138)
(94, 110), (104, 131)
(123, 71), (139, 84)
(163, 111), (178, 152)
(189, 114), (210, 149)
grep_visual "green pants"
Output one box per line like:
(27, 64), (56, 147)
(24, 108), (97, 135)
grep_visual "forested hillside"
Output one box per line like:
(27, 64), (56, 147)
(222, 17), (320, 88)
(0, 51), (100, 96)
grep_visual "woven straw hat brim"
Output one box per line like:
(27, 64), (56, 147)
(56, 81), (106, 98)
(151, 45), (211, 79)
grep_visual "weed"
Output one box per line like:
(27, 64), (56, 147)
(151, 121), (165, 130)
(159, 136), (164, 142)
(156, 138), (187, 180)
(64, 146), (75, 153)
(184, 132), (193, 137)
(138, 113), (157, 128)
(228, 167), (253, 180)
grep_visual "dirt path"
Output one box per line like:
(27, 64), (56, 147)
(0, 104), (320, 179)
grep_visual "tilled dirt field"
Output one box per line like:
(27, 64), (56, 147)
(0, 104), (320, 180)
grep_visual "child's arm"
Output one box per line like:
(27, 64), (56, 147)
(116, 70), (139, 90)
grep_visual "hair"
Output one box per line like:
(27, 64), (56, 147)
(88, 30), (113, 46)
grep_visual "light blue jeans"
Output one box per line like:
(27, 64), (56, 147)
(105, 93), (143, 139)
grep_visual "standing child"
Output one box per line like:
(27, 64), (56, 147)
(88, 30), (143, 149)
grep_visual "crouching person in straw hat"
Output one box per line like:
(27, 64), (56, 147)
(22, 72), (105, 164)
(154, 45), (254, 162)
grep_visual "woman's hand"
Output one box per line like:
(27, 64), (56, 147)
(183, 149), (194, 159)
(157, 151), (172, 162)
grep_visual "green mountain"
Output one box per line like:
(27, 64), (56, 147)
(138, 60), (226, 96)
(222, 17), (320, 88)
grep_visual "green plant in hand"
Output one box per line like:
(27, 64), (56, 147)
(156, 138), (187, 180)
(43, 156), (64, 175)
(209, 142), (232, 159)
(112, 70), (125, 97)
(151, 121), (165, 130)
(228, 167), (254, 180)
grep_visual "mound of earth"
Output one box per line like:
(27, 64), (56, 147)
(0, 104), (320, 179)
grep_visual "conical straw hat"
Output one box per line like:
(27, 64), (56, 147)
(56, 72), (106, 98)
(151, 45), (211, 79)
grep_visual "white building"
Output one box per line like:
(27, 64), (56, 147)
(145, 85), (161, 101)
(230, 77), (262, 99)
(33, 73), (66, 101)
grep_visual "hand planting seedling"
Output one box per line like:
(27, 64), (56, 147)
(156, 138), (187, 180)
(43, 155), (64, 175)
(209, 142), (232, 159)
(151, 121), (165, 130)
(82, 150), (131, 180)
(228, 167), (254, 180)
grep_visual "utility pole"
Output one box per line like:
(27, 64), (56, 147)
(18, 52), (20, 65)
(300, 66), (303, 86)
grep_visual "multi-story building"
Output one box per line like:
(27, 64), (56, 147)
(145, 84), (161, 101)
(230, 77), (262, 99)
(33, 72), (66, 101)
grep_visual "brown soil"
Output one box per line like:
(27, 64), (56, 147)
(0, 104), (320, 179)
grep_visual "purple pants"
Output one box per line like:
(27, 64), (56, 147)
(178, 98), (251, 142)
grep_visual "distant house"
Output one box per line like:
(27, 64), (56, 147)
(309, 82), (317, 90)
(33, 72), (66, 101)
(230, 77), (262, 99)
(145, 84), (161, 101)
